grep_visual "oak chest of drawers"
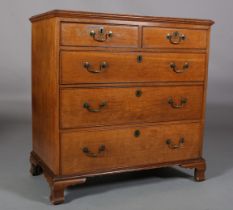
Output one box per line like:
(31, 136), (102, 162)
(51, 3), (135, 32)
(29, 10), (214, 204)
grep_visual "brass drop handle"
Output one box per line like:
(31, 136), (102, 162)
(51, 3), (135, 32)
(166, 31), (186, 44)
(90, 27), (113, 42)
(83, 61), (108, 73)
(166, 138), (185, 149)
(170, 62), (189, 73)
(83, 101), (107, 113)
(168, 97), (187, 109)
(82, 144), (106, 157)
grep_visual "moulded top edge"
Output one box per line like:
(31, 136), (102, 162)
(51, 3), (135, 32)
(30, 10), (214, 26)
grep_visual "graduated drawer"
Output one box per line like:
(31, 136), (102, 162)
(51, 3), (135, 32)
(60, 51), (206, 84)
(61, 22), (138, 47)
(60, 85), (203, 129)
(61, 122), (201, 175)
(143, 27), (207, 49)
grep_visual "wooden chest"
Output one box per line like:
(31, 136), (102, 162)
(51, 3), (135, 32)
(29, 10), (214, 204)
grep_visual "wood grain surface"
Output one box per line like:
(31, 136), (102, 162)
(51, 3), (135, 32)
(61, 51), (206, 84)
(143, 27), (207, 49)
(61, 22), (138, 47)
(60, 85), (203, 128)
(61, 122), (201, 175)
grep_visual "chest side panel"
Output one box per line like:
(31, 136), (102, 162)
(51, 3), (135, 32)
(31, 18), (60, 174)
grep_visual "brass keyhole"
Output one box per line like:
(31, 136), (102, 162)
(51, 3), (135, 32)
(99, 27), (104, 34)
(137, 55), (143, 63)
(134, 130), (141, 137)
(136, 90), (142, 97)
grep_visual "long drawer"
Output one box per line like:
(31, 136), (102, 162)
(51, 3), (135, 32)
(61, 122), (202, 175)
(60, 51), (206, 84)
(60, 85), (203, 129)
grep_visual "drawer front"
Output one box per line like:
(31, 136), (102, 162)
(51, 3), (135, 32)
(143, 27), (207, 49)
(61, 23), (138, 47)
(60, 86), (203, 129)
(61, 51), (206, 84)
(61, 123), (201, 175)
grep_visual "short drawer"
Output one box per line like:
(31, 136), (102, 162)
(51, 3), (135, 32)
(60, 85), (203, 129)
(61, 23), (138, 47)
(61, 51), (206, 84)
(143, 27), (207, 49)
(61, 122), (201, 175)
